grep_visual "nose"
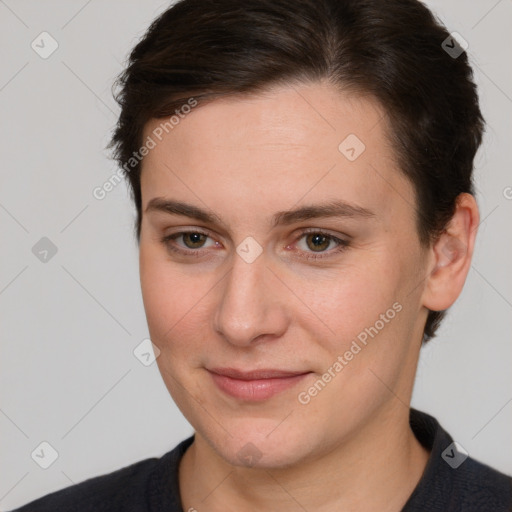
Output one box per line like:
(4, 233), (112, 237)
(213, 248), (288, 347)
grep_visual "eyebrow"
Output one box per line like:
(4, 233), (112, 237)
(145, 197), (376, 228)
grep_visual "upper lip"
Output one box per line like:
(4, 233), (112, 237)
(208, 367), (311, 380)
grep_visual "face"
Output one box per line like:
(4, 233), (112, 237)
(139, 80), (431, 469)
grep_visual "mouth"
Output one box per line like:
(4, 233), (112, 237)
(207, 367), (313, 401)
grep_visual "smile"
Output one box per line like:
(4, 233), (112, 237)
(207, 368), (312, 401)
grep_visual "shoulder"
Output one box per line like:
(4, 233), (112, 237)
(405, 408), (512, 511)
(7, 456), (160, 512)
(451, 455), (512, 510)
(7, 435), (195, 512)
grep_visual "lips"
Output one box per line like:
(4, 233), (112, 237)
(207, 367), (312, 401)
(208, 367), (309, 380)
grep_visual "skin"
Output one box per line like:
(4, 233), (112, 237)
(138, 79), (479, 512)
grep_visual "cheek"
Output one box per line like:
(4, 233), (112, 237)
(139, 246), (213, 359)
(300, 258), (400, 337)
(295, 251), (414, 389)
(140, 247), (185, 344)
(140, 249), (168, 331)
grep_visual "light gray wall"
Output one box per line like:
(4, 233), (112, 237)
(1, 0), (511, 509)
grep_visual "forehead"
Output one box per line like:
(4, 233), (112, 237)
(140, 81), (416, 230)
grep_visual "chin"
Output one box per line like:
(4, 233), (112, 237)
(201, 417), (314, 470)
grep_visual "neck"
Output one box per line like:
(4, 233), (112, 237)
(179, 403), (430, 512)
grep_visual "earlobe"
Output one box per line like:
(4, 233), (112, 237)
(421, 193), (480, 312)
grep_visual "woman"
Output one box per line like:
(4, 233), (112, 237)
(10, 0), (511, 510)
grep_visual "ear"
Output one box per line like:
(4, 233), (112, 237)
(421, 193), (480, 312)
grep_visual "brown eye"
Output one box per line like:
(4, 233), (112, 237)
(181, 232), (208, 249)
(305, 233), (332, 252)
(293, 230), (350, 262)
(160, 230), (216, 257)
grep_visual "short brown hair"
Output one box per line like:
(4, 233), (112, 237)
(109, 0), (484, 342)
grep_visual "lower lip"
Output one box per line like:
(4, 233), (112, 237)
(209, 371), (311, 401)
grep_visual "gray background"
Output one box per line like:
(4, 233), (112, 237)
(0, 0), (511, 509)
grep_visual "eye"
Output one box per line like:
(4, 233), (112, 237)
(291, 229), (350, 261)
(161, 230), (218, 256)
(173, 232), (209, 249)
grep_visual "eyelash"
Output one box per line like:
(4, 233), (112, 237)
(160, 229), (350, 261)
